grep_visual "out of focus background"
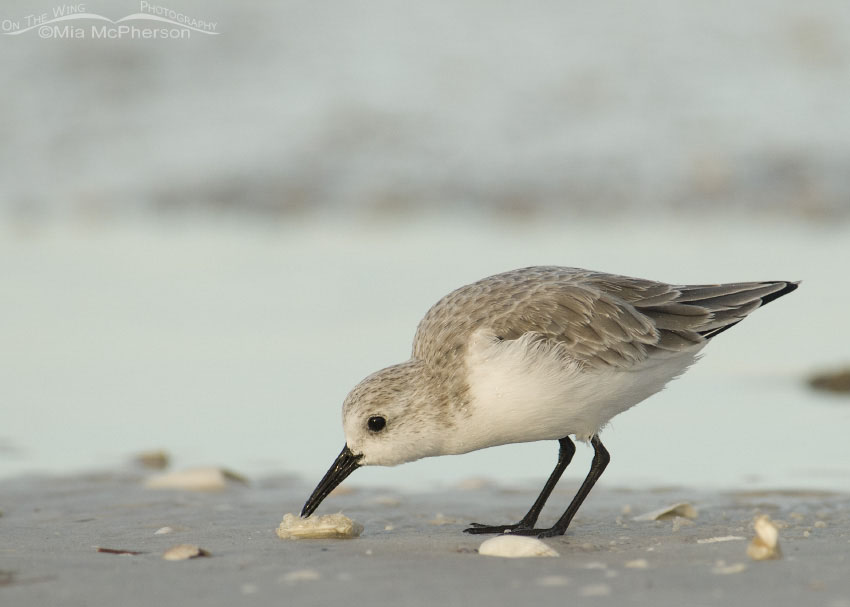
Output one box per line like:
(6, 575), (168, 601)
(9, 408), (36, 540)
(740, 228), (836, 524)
(2, 0), (848, 492)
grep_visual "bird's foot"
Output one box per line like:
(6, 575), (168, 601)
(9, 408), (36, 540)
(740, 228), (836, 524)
(532, 526), (566, 538)
(500, 527), (554, 537)
(463, 522), (531, 535)
(464, 523), (567, 538)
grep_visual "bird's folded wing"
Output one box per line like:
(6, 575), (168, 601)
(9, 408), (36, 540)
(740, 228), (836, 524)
(487, 275), (793, 369)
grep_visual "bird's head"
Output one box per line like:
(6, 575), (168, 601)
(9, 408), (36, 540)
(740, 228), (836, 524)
(301, 361), (447, 517)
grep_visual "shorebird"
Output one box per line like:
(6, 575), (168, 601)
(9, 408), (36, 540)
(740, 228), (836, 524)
(301, 267), (798, 537)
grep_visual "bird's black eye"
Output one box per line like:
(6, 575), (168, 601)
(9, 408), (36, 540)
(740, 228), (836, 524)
(367, 416), (386, 432)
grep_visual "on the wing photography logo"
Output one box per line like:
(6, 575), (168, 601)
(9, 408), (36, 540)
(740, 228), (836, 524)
(2, 2), (219, 39)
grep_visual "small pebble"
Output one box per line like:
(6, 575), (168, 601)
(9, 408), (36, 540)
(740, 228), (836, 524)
(281, 569), (320, 583)
(162, 544), (210, 561)
(135, 450), (170, 470)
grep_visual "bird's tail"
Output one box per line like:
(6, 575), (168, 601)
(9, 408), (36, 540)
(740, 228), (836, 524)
(675, 280), (800, 339)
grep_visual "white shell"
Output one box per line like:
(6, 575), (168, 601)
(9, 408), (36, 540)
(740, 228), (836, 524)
(145, 467), (247, 491)
(162, 544), (210, 561)
(633, 502), (698, 521)
(746, 515), (781, 560)
(478, 535), (559, 558)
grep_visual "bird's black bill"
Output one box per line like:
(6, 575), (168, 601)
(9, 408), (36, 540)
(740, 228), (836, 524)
(301, 444), (362, 517)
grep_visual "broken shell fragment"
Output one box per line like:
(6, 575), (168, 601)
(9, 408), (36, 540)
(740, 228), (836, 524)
(162, 544), (211, 561)
(746, 515), (781, 560)
(145, 467), (248, 491)
(276, 513), (363, 540)
(697, 536), (745, 544)
(478, 535), (559, 558)
(633, 502), (698, 521)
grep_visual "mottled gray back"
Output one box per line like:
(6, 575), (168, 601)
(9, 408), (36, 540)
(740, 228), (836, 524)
(413, 267), (797, 370)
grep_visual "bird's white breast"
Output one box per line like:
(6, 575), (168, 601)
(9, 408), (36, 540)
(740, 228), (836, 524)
(447, 329), (704, 454)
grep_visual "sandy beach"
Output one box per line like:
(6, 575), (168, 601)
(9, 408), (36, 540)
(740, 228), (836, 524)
(2, 470), (849, 606)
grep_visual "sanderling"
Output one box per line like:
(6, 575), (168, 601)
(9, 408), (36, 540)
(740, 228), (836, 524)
(301, 267), (798, 537)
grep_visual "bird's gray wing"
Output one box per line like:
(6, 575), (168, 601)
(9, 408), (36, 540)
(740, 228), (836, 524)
(414, 267), (797, 370)
(520, 271), (798, 367)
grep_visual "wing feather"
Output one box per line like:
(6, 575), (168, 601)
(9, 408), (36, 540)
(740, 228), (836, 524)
(412, 267), (797, 370)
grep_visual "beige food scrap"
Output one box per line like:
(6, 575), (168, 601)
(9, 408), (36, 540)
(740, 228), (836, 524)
(276, 513), (363, 540)
(747, 515), (781, 560)
(145, 467), (248, 491)
(162, 544), (211, 561)
(478, 535), (559, 558)
(633, 502), (698, 521)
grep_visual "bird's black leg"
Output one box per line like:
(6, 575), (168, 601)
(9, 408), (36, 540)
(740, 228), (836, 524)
(513, 435), (609, 538)
(464, 437), (576, 534)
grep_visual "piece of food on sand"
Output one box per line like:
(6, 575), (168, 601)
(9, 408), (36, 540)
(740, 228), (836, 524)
(276, 513), (363, 540)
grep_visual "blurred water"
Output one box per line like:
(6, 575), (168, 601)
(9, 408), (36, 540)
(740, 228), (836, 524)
(2, 0), (849, 221)
(2, 218), (848, 492)
(2, 0), (849, 491)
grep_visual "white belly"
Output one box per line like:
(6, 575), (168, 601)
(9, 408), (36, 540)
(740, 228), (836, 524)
(447, 330), (704, 454)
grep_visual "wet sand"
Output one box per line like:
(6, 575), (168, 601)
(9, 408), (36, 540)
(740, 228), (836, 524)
(2, 471), (848, 606)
